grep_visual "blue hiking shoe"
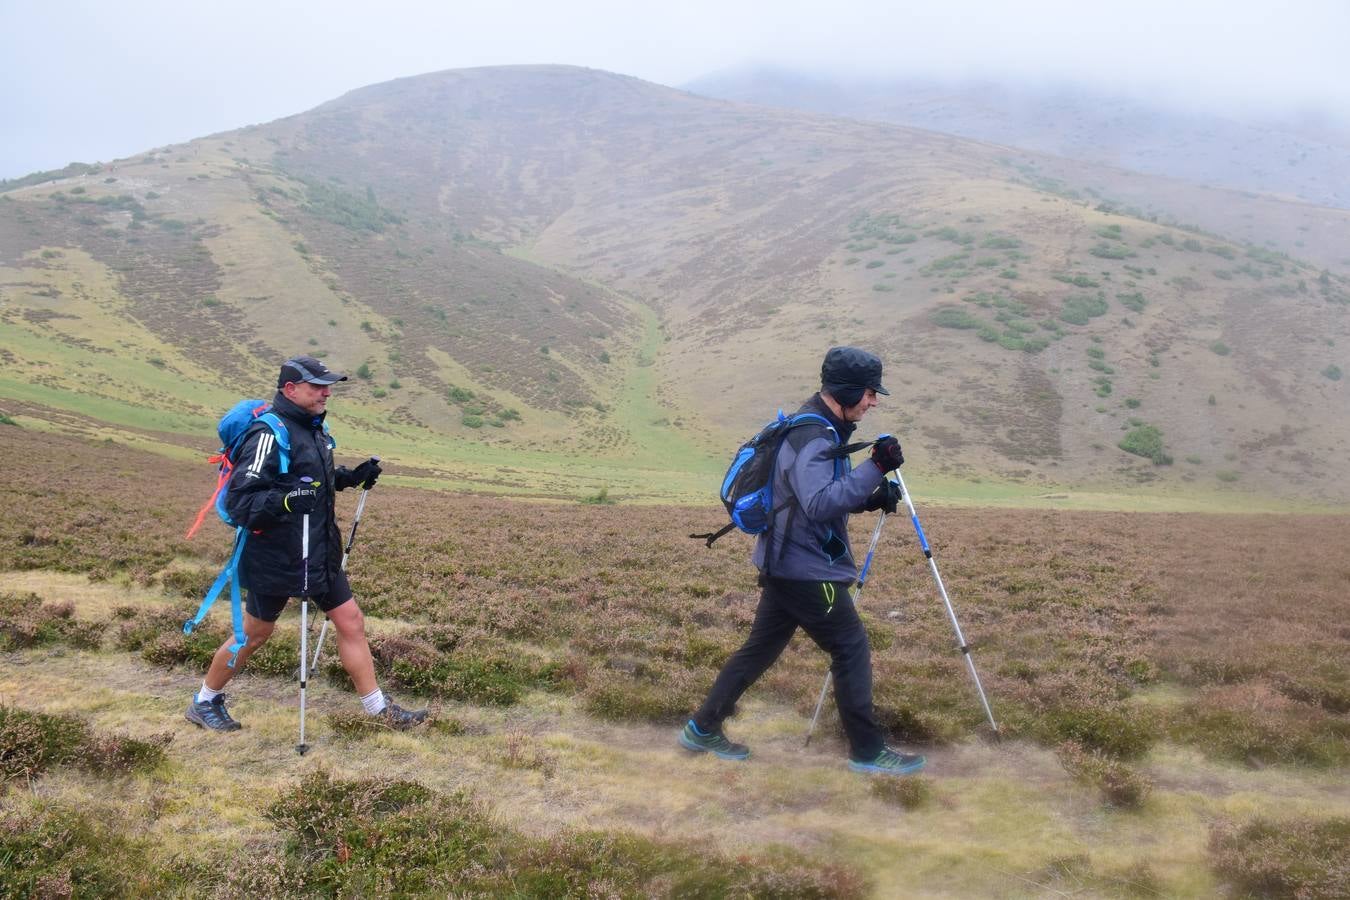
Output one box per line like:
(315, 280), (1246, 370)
(849, 746), (926, 776)
(185, 694), (242, 732)
(678, 720), (750, 760)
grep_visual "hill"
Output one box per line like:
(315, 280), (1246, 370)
(2, 65), (1348, 506)
(685, 66), (1350, 268)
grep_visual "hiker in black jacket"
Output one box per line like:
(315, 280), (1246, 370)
(679, 347), (924, 776)
(185, 356), (426, 732)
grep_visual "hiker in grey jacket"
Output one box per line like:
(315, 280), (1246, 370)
(679, 347), (925, 776)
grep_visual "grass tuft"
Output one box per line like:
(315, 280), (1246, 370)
(1056, 740), (1153, 808)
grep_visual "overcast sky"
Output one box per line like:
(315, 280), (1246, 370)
(4, 0), (1348, 179)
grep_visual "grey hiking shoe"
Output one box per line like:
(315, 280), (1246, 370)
(849, 746), (926, 776)
(185, 694), (242, 732)
(678, 720), (750, 760)
(376, 699), (428, 730)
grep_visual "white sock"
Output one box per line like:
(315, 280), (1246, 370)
(361, 688), (387, 715)
(196, 682), (222, 704)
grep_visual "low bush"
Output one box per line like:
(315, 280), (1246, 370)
(1036, 702), (1158, 758)
(0, 804), (178, 897)
(1209, 815), (1350, 899)
(1059, 294), (1109, 325)
(1117, 291), (1147, 312)
(1167, 685), (1350, 767)
(0, 703), (170, 781)
(1119, 425), (1172, 465)
(1090, 243), (1134, 259)
(583, 666), (703, 724)
(932, 307), (983, 329)
(1056, 740), (1152, 808)
(0, 593), (107, 651)
(265, 771), (866, 897)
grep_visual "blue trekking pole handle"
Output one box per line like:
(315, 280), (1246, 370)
(805, 510), (888, 747)
(893, 470), (1000, 739)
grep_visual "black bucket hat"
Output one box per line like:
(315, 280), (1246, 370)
(821, 347), (889, 405)
(278, 355), (348, 388)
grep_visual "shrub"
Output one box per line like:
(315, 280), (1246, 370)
(0, 805), (177, 897)
(1216, 470), (1240, 483)
(1056, 741), (1152, 808)
(932, 307), (983, 329)
(1055, 273), (1100, 287)
(1124, 398), (1141, 409)
(1117, 291), (1146, 312)
(1090, 243), (1134, 259)
(1322, 365), (1342, 381)
(583, 668), (703, 724)
(266, 771), (865, 896)
(1119, 425), (1171, 465)
(1059, 295), (1109, 325)
(356, 362), (373, 379)
(0, 703), (170, 781)
(461, 414), (484, 428)
(0, 593), (105, 650)
(1209, 816), (1350, 899)
(1038, 703), (1158, 758)
(1210, 341), (1231, 356)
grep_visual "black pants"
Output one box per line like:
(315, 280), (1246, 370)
(693, 576), (885, 760)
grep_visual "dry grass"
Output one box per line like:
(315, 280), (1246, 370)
(1, 427), (1348, 894)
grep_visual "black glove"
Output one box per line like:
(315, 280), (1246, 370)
(864, 479), (902, 514)
(350, 457), (382, 490)
(871, 435), (905, 472)
(273, 477), (319, 515)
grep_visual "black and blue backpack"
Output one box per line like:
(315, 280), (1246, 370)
(691, 411), (842, 548)
(182, 400), (293, 666)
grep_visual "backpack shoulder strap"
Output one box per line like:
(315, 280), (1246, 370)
(252, 412), (291, 474)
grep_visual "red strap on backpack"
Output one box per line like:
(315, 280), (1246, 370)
(185, 452), (232, 539)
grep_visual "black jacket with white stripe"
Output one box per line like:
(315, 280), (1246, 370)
(224, 392), (361, 599)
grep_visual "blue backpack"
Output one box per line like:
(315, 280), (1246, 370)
(691, 411), (841, 548)
(182, 400), (293, 666)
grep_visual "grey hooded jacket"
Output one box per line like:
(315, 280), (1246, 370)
(751, 394), (885, 582)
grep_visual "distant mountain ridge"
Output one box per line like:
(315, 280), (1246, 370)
(685, 66), (1350, 210)
(1, 65), (1347, 506)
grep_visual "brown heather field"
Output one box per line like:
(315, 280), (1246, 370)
(2, 424), (1348, 897)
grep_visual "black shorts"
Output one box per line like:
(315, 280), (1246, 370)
(246, 570), (353, 622)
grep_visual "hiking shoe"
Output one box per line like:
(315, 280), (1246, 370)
(185, 694), (242, 732)
(376, 699), (428, 730)
(678, 720), (750, 760)
(849, 746), (926, 776)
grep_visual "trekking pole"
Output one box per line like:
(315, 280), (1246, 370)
(307, 458), (378, 674)
(893, 471), (1000, 740)
(297, 477), (313, 756)
(805, 510), (888, 747)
